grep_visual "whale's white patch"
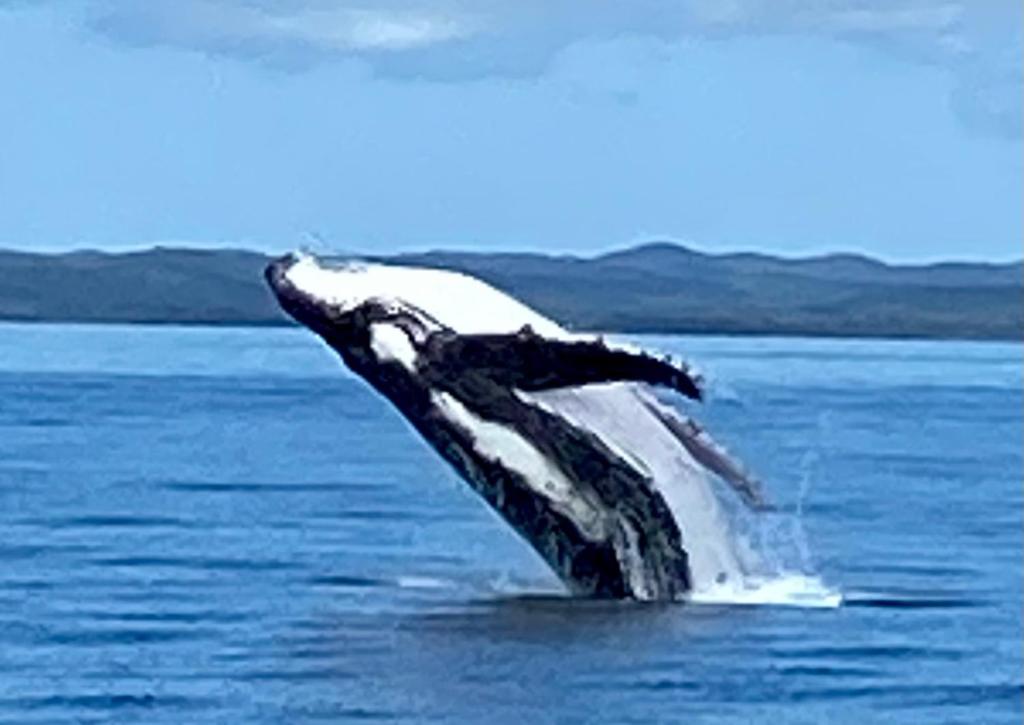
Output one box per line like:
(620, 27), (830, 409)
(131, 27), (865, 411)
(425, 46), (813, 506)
(285, 254), (567, 338)
(369, 323), (418, 371)
(284, 255), (654, 369)
(430, 390), (608, 542)
(515, 387), (653, 479)
(614, 517), (654, 600)
(524, 384), (747, 589)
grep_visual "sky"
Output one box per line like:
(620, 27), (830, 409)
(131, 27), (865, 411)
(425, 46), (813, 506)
(0, 1), (1020, 262)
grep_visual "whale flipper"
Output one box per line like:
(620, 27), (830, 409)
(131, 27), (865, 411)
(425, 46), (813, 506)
(639, 397), (772, 511)
(423, 328), (769, 512)
(422, 331), (704, 401)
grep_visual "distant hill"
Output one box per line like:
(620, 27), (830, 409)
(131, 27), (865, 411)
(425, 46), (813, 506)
(0, 243), (1020, 340)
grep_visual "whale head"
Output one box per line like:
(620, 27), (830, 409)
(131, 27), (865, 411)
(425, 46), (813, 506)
(265, 252), (568, 341)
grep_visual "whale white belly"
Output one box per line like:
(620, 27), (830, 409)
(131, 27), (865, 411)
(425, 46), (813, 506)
(523, 382), (747, 591)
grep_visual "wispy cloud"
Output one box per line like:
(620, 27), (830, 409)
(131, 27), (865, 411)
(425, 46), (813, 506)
(88, 1), (478, 62)
(32, 0), (1024, 139)
(243, 8), (470, 52)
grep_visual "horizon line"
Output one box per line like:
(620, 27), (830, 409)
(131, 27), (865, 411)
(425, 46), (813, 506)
(2, 239), (1022, 268)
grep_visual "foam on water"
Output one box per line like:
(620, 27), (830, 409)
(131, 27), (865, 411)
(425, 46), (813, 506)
(395, 575), (453, 590)
(704, 438), (843, 608)
(690, 572), (843, 609)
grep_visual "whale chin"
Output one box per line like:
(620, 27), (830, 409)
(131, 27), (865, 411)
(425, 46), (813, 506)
(264, 253), (360, 338)
(264, 252), (300, 288)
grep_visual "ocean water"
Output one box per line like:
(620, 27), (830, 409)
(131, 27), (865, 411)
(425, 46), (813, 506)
(0, 323), (1020, 724)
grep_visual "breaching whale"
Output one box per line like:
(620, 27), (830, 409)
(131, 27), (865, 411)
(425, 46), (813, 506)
(265, 253), (768, 600)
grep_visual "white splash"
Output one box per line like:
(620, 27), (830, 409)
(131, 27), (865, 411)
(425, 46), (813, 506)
(690, 573), (843, 609)
(395, 575), (452, 590)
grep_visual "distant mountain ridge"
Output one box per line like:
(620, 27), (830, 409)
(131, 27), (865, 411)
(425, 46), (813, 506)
(1, 243), (1020, 340)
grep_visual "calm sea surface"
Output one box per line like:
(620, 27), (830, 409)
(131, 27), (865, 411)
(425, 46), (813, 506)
(0, 323), (1020, 723)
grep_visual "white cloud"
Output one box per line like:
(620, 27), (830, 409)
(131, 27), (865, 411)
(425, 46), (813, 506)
(254, 8), (471, 52)
(57, 0), (1021, 138)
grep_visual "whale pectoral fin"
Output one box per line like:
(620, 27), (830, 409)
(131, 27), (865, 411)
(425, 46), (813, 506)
(640, 398), (773, 512)
(516, 340), (704, 400)
(426, 332), (704, 401)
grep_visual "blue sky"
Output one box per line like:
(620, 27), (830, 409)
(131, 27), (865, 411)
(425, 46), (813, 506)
(1, 1), (1020, 261)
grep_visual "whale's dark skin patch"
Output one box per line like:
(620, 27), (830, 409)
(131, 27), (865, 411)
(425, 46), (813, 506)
(421, 327), (703, 401)
(266, 256), (703, 598)
(417, 328), (695, 596)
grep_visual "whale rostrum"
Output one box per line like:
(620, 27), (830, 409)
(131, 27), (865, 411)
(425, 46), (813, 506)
(265, 253), (768, 600)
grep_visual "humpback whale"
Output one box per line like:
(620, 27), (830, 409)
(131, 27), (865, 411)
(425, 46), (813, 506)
(265, 253), (767, 600)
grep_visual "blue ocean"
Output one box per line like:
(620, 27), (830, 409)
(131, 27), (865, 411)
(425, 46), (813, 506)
(1, 323), (1020, 723)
